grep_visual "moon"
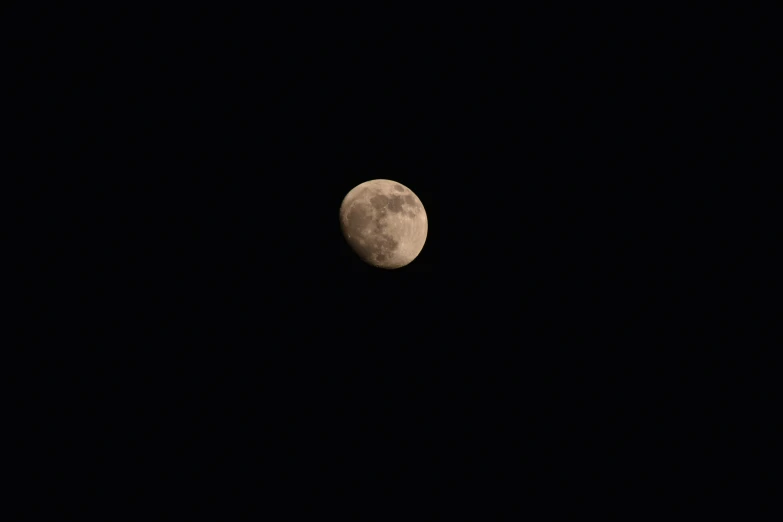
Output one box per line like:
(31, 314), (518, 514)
(340, 179), (428, 269)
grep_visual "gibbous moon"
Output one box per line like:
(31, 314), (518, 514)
(340, 179), (428, 269)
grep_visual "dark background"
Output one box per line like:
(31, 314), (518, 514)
(11, 4), (767, 515)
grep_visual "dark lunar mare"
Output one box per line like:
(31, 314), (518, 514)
(387, 195), (404, 213)
(370, 194), (389, 208)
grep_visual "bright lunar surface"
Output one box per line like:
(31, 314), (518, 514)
(340, 179), (428, 269)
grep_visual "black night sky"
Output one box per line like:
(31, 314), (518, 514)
(15, 4), (744, 514)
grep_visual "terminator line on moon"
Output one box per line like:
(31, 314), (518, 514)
(340, 179), (428, 269)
